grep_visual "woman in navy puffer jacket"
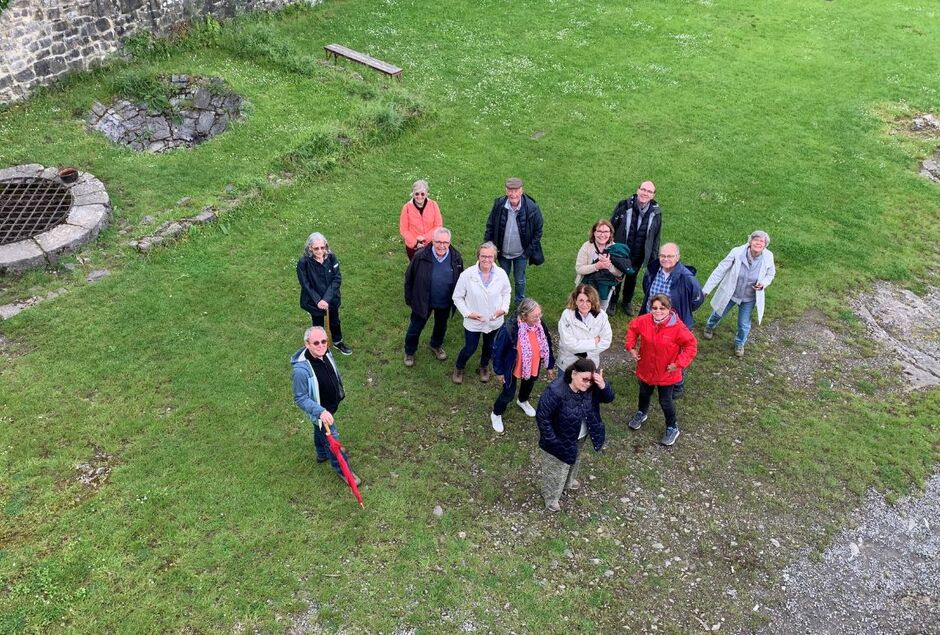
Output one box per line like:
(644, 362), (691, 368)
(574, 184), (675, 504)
(535, 357), (613, 512)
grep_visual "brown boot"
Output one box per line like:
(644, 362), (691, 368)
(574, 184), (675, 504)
(478, 366), (491, 383)
(451, 367), (464, 384)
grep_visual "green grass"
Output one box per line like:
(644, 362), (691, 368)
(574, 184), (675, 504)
(1, 0), (939, 632)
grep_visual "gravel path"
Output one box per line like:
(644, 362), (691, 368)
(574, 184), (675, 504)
(762, 472), (940, 634)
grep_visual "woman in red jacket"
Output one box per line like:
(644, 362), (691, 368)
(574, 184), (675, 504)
(399, 180), (444, 260)
(625, 294), (697, 446)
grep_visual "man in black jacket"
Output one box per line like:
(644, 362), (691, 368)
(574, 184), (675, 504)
(609, 180), (662, 315)
(484, 177), (544, 304)
(403, 227), (464, 367)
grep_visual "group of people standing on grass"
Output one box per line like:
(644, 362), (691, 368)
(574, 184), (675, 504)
(291, 175), (777, 511)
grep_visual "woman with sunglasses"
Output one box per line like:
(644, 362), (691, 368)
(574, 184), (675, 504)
(399, 179), (444, 260)
(297, 232), (352, 356)
(625, 293), (697, 446)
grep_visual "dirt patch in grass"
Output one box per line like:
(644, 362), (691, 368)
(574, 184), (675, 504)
(761, 471), (940, 634)
(74, 447), (118, 490)
(759, 307), (904, 396)
(852, 282), (940, 391)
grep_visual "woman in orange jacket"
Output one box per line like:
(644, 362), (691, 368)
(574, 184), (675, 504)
(399, 179), (443, 260)
(624, 293), (697, 446)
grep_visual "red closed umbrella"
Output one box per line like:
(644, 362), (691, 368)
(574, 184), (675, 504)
(326, 432), (364, 508)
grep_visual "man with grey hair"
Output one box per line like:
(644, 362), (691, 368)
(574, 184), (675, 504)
(640, 242), (704, 397)
(484, 177), (544, 304)
(701, 230), (776, 357)
(403, 227), (465, 366)
(291, 326), (360, 485)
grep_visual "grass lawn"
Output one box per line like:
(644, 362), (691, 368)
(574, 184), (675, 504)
(1, 0), (939, 632)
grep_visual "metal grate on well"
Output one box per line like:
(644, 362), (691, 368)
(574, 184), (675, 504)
(0, 177), (74, 246)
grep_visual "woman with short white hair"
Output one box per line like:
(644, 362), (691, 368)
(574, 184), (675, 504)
(701, 230), (776, 357)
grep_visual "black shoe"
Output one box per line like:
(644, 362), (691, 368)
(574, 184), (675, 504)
(316, 456), (329, 463)
(606, 302), (617, 316)
(333, 341), (352, 356)
(622, 303), (634, 316)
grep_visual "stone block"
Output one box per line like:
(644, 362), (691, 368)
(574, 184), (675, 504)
(66, 204), (109, 229)
(196, 110), (215, 134)
(0, 240), (47, 274)
(74, 190), (110, 206)
(150, 119), (171, 140)
(34, 223), (93, 257)
(192, 87), (211, 109)
(8, 164), (43, 178)
(69, 179), (105, 196)
(39, 166), (60, 180)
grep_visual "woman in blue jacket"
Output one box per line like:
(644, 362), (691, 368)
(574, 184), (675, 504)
(536, 358), (613, 512)
(489, 298), (555, 434)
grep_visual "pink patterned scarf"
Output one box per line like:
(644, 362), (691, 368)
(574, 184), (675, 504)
(517, 319), (549, 378)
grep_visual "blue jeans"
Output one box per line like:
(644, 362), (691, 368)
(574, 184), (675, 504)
(705, 300), (755, 347)
(498, 254), (528, 303)
(456, 329), (496, 370)
(313, 421), (352, 477)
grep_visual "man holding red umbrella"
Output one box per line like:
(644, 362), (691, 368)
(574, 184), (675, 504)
(291, 326), (361, 486)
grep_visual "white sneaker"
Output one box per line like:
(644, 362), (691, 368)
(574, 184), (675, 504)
(516, 400), (536, 417)
(490, 412), (504, 434)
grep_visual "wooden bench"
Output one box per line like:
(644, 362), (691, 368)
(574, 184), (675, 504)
(323, 44), (402, 79)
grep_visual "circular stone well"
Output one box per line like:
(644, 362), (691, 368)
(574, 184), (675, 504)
(0, 164), (111, 274)
(86, 75), (243, 153)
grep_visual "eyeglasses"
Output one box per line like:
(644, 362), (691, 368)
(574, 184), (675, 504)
(594, 229), (611, 234)
(650, 305), (669, 311)
(309, 339), (328, 345)
(413, 192), (427, 197)
(659, 254), (678, 260)
(639, 187), (655, 194)
(433, 240), (450, 245)
(479, 255), (495, 260)
(311, 246), (327, 251)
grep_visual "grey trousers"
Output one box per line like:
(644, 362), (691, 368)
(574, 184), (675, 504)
(540, 436), (587, 508)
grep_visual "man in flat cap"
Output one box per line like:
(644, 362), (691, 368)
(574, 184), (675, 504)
(484, 177), (544, 304)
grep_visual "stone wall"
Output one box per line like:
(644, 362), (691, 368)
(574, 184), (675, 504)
(0, 0), (319, 105)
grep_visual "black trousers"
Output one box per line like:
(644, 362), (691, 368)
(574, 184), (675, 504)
(309, 308), (343, 344)
(404, 307), (450, 354)
(493, 376), (537, 415)
(637, 380), (678, 429)
(611, 266), (642, 309)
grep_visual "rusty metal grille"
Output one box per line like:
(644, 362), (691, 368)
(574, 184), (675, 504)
(0, 177), (73, 246)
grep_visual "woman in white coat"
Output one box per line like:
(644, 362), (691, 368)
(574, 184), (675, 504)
(451, 241), (512, 383)
(701, 230), (776, 357)
(556, 284), (613, 371)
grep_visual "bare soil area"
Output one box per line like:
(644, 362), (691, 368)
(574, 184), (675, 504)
(762, 472), (940, 634)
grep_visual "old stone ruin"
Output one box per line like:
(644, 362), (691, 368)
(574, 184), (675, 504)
(86, 75), (243, 153)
